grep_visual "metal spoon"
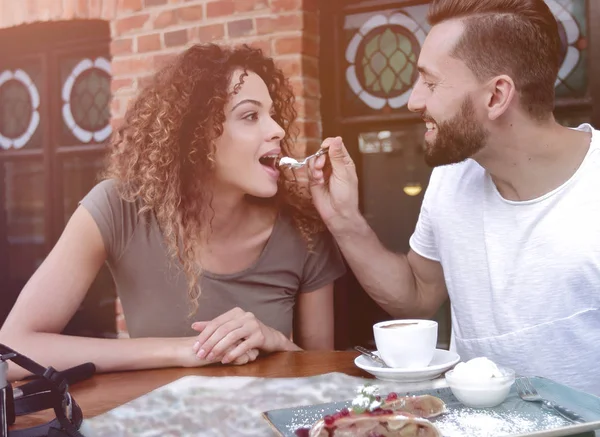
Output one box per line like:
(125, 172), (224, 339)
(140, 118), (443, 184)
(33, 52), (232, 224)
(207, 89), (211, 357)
(278, 147), (329, 169)
(354, 346), (389, 367)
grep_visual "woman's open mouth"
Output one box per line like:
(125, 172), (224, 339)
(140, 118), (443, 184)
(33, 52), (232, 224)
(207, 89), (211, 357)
(259, 154), (280, 178)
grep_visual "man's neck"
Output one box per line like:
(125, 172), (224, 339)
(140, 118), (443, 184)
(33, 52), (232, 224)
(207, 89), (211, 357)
(474, 120), (591, 201)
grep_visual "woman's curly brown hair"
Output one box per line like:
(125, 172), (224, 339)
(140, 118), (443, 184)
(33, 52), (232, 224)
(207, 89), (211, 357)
(104, 43), (324, 313)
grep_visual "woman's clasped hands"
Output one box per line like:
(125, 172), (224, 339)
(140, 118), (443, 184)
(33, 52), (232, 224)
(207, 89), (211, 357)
(191, 307), (296, 365)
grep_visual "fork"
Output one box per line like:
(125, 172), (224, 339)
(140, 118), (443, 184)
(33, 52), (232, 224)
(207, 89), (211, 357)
(278, 147), (329, 169)
(515, 377), (586, 423)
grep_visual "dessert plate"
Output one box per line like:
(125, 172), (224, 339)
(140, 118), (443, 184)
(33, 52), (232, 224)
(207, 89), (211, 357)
(354, 349), (460, 382)
(264, 376), (600, 437)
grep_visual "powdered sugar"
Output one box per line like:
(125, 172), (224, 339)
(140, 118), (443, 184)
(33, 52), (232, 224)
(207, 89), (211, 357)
(433, 407), (571, 437)
(285, 407), (331, 434)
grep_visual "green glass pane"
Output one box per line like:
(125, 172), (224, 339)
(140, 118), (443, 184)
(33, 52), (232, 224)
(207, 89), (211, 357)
(94, 92), (108, 108)
(81, 93), (93, 109)
(365, 36), (379, 58)
(88, 71), (101, 94)
(389, 51), (407, 73)
(380, 67), (396, 93)
(380, 28), (397, 57)
(364, 64), (377, 87)
(400, 63), (414, 84)
(73, 100), (84, 122)
(371, 52), (387, 74)
(399, 35), (412, 55)
(74, 78), (86, 94)
(88, 107), (100, 126)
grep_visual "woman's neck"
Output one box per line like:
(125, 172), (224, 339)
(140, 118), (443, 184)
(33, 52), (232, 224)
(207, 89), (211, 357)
(203, 195), (250, 235)
(201, 194), (277, 240)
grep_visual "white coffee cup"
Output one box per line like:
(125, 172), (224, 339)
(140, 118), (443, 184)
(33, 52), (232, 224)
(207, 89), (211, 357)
(373, 319), (438, 369)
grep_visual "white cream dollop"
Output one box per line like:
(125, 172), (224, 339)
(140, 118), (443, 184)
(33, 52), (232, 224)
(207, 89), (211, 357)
(452, 357), (503, 383)
(351, 385), (382, 412)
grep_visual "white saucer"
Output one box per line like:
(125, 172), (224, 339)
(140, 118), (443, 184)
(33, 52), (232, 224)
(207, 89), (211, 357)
(354, 349), (460, 383)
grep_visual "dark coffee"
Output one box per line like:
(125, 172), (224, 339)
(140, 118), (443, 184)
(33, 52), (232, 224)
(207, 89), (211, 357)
(381, 322), (419, 329)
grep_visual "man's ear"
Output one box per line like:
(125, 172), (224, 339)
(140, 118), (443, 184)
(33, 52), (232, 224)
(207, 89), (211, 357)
(485, 75), (516, 121)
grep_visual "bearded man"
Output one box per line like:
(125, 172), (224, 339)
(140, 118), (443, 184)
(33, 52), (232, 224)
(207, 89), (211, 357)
(309, 0), (600, 395)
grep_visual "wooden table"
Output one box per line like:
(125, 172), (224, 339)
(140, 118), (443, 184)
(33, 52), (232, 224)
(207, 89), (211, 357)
(13, 351), (366, 429)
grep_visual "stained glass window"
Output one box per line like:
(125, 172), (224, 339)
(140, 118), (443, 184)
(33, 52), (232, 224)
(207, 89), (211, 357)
(0, 63), (42, 150)
(60, 56), (111, 145)
(343, 0), (588, 116)
(343, 5), (430, 116)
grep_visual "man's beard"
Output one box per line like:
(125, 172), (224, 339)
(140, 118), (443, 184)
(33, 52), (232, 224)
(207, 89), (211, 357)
(423, 97), (488, 167)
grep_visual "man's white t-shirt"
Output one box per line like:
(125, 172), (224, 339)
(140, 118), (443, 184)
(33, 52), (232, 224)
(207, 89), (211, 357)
(409, 123), (600, 395)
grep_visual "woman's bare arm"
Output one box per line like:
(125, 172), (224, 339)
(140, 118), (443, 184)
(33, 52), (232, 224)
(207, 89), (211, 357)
(293, 283), (335, 350)
(0, 206), (210, 381)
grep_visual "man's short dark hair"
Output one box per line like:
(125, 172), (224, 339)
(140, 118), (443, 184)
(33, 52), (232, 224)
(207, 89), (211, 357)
(428, 0), (562, 120)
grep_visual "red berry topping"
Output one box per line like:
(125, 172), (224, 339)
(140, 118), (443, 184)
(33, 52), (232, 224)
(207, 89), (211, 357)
(386, 392), (398, 401)
(340, 408), (350, 417)
(324, 415), (335, 426)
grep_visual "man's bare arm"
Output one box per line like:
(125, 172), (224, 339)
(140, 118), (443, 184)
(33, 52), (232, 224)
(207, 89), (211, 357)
(330, 213), (448, 318)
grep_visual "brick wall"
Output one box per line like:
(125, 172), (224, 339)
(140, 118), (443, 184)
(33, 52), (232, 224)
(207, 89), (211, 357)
(0, 0), (321, 338)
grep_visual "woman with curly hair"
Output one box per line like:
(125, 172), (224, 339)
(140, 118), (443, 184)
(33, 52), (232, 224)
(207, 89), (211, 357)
(1, 43), (345, 379)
